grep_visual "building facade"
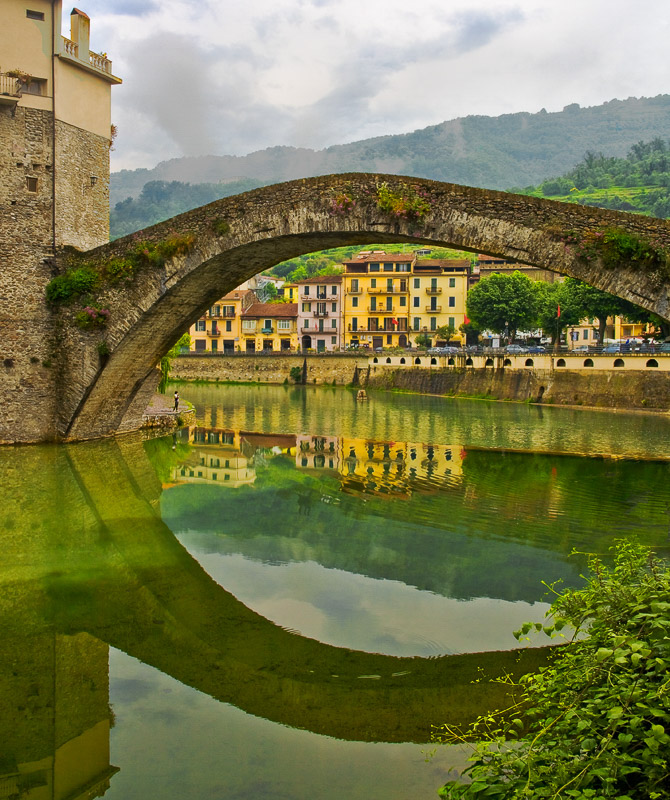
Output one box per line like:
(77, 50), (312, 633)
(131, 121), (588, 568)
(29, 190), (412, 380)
(240, 303), (299, 352)
(341, 251), (469, 348)
(0, 2), (120, 441)
(189, 289), (255, 353)
(296, 276), (343, 352)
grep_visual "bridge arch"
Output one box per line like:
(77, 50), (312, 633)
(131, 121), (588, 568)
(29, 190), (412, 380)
(55, 173), (670, 440)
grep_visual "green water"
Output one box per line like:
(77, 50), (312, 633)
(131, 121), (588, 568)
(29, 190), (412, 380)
(1, 385), (670, 799)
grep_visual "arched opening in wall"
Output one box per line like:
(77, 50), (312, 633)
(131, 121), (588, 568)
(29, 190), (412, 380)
(556, 358), (566, 367)
(400, 357), (406, 364)
(646, 358), (659, 368)
(415, 358), (422, 365)
(584, 359), (594, 367)
(398, 334), (407, 347)
(386, 357), (392, 364)
(525, 358), (534, 367)
(503, 358), (512, 366)
(430, 357), (437, 365)
(302, 335), (312, 351)
(613, 358), (625, 368)
(373, 357), (378, 363)
(465, 357), (473, 366)
(447, 358), (454, 366)
(485, 358), (494, 366)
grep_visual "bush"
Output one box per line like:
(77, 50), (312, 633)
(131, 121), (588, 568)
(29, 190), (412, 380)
(45, 266), (100, 304)
(436, 541), (670, 799)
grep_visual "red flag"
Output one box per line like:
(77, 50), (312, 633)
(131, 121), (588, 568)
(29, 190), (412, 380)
(464, 315), (470, 324)
(557, 305), (561, 318)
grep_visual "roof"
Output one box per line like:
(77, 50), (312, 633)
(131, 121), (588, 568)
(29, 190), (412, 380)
(343, 252), (416, 264)
(220, 289), (254, 302)
(296, 275), (342, 285)
(477, 254), (511, 262)
(242, 303), (298, 318)
(416, 259), (470, 269)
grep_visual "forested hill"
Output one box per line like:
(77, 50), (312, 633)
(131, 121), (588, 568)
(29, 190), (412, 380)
(111, 95), (670, 206)
(516, 138), (670, 218)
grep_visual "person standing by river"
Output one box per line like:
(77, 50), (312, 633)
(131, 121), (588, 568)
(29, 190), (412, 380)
(173, 390), (179, 412)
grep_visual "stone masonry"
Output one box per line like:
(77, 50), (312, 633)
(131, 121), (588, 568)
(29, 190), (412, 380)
(4, 172), (670, 442)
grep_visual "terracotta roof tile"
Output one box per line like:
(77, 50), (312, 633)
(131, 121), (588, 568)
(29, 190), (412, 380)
(243, 303), (298, 318)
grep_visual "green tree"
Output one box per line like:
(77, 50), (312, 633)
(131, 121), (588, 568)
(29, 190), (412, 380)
(564, 278), (633, 343)
(435, 324), (457, 343)
(159, 333), (191, 393)
(466, 272), (539, 341)
(534, 281), (581, 344)
(436, 541), (670, 800)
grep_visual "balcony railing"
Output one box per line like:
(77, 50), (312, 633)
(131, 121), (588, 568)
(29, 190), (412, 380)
(313, 310), (329, 317)
(347, 288), (362, 295)
(425, 287), (442, 294)
(0, 74), (21, 98)
(61, 37), (115, 76)
(261, 327), (274, 334)
(368, 306), (397, 313)
(367, 286), (408, 294)
(425, 305), (442, 312)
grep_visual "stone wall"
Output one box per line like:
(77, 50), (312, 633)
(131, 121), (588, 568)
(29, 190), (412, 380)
(172, 353), (369, 386)
(0, 105), (57, 442)
(366, 365), (670, 412)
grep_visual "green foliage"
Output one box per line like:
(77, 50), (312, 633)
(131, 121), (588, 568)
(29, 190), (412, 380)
(96, 341), (110, 357)
(211, 218), (230, 236)
(414, 333), (431, 347)
(534, 281), (581, 343)
(159, 333), (191, 393)
(289, 365), (303, 383)
(45, 266), (100, 304)
(74, 305), (110, 330)
(436, 541), (670, 800)
(466, 271), (539, 340)
(376, 181), (432, 221)
(435, 324), (457, 341)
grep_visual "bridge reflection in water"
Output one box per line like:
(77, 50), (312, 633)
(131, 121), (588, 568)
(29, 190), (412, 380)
(0, 435), (552, 798)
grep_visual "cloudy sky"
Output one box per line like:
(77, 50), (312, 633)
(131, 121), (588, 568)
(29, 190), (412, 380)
(79, 0), (669, 172)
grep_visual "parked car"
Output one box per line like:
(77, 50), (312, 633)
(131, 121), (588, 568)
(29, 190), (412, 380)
(505, 344), (527, 354)
(572, 345), (591, 353)
(526, 345), (546, 353)
(428, 346), (460, 354)
(601, 344), (620, 353)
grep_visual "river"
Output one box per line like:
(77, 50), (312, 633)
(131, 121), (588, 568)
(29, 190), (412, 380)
(1, 385), (669, 799)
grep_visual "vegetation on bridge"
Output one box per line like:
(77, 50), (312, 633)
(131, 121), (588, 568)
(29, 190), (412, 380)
(436, 541), (670, 800)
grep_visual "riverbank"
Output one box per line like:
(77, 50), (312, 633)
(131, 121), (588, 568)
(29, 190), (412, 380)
(171, 354), (670, 414)
(142, 393), (196, 431)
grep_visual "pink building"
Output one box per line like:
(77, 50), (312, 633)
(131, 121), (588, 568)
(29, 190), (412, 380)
(296, 276), (343, 352)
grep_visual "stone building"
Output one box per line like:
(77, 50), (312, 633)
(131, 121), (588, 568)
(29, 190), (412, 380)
(0, 2), (120, 441)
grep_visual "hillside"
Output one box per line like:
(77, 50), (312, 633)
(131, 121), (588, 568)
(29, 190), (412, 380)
(111, 95), (670, 208)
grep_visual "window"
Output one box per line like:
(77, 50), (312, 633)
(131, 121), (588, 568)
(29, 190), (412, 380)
(351, 318), (358, 331)
(302, 302), (311, 312)
(211, 340), (218, 352)
(583, 329), (588, 340)
(448, 296), (455, 307)
(263, 318), (272, 329)
(449, 317), (455, 328)
(383, 262), (394, 272)
(387, 335), (393, 344)
(331, 285), (337, 295)
(385, 297), (392, 311)
(370, 278), (376, 288)
(226, 320), (232, 332)
(26, 9), (45, 20)
(369, 263), (380, 272)
(413, 297), (420, 308)
(331, 319), (336, 328)
(223, 305), (235, 317)
(331, 302), (336, 312)
(430, 317), (437, 331)
(431, 278), (437, 289)
(449, 277), (456, 287)
(195, 339), (206, 350)
(352, 297), (358, 307)
(399, 296), (406, 306)
(351, 279), (359, 292)
(331, 336), (337, 344)
(195, 320), (206, 332)
(303, 286), (310, 295)
(317, 285), (327, 299)
(413, 278), (420, 289)
(278, 320), (291, 329)
(396, 263), (410, 272)
(242, 320), (256, 330)
(387, 278), (393, 290)
(413, 317), (420, 330)
(370, 297), (377, 311)
(26, 176), (38, 192)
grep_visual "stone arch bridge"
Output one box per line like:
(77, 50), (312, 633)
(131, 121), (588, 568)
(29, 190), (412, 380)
(18, 174), (670, 442)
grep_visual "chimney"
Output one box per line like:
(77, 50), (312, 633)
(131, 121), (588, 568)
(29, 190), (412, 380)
(70, 8), (90, 57)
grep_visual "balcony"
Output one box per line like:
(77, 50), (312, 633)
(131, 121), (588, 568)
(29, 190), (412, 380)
(425, 287), (442, 294)
(301, 324), (330, 333)
(368, 306), (397, 314)
(210, 329), (220, 337)
(425, 305), (442, 312)
(347, 287), (363, 295)
(367, 286), (408, 294)
(59, 37), (122, 83)
(313, 309), (329, 317)
(0, 74), (21, 106)
(261, 327), (274, 334)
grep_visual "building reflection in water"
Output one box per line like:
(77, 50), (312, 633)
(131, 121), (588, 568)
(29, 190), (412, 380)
(170, 426), (467, 500)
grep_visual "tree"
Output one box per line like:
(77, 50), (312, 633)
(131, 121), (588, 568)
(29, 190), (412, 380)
(435, 324), (456, 342)
(466, 272), (539, 341)
(264, 282), (278, 300)
(534, 281), (581, 344)
(564, 278), (634, 343)
(159, 333), (191, 393)
(436, 541), (670, 800)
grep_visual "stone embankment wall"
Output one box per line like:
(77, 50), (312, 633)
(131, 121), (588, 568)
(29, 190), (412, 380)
(173, 354), (670, 412)
(172, 354), (369, 385)
(366, 366), (670, 411)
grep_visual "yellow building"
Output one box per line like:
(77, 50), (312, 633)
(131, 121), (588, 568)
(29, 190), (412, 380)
(342, 252), (469, 348)
(173, 428), (257, 488)
(280, 283), (299, 302)
(240, 303), (299, 352)
(189, 289), (255, 353)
